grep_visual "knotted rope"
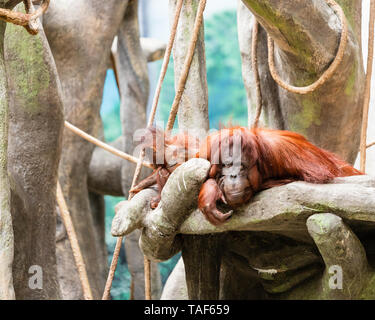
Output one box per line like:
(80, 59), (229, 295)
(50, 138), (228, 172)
(0, 0), (49, 35)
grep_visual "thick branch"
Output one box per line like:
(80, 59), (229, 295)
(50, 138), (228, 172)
(112, 158), (375, 259)
(240, 0), (341, 73)
(112, 159), (211, 260)
(140, 37), (166, 62)
(239, 1), (364, 164)
(43, 0), (128, 299)
(88, 137), (123, 196)
(180, 176), (375, 241)
(112, 36), (166, 65)
(306, 213), (370, 299)
(0, 18), (14, 300)
(5, 4), (63, 299)
(169, 0), (208, 135)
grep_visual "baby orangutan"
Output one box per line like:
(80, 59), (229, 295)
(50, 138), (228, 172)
(130, 127), (200, 208)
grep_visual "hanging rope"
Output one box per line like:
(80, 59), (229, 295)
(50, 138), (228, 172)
(267, 0), (348, 95)
(101, 0), (185, 300)
(360, 0), (375, 173)
(0, 0), (49, 35)
(56, 182), (93, 300)
(251, 19), (262, 128)
(166, 0), (207, 131)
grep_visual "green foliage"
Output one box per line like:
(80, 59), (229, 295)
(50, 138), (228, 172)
(205, 10), (247, 127)
(155, 56), (175, 125)
(157, 10), (247, 128)
(102, 101), (122, 143)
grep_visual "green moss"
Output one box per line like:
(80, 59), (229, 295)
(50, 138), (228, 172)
(242, 0), (316, 70)
(181, 1), (200, 40)
(4, 7), (50, 114)
(359, 272), (375, 299)
(335, 0), (356, 35)
(0, 25), (8, 177)
(344, 61), (357, 96)
(289, 98), (321, 135)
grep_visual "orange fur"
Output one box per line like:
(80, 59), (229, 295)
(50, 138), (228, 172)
(198, 127), (361, 184)
(130, 127), (200, 208)
(197, 127), (362, 225)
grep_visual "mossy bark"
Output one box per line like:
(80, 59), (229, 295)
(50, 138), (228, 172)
(42, 0), (128, 299)
(5, 3), (63, 299)
(239, 0), (364, 163)
(169, 0), (209, 136)
(0, 12), (14, 299)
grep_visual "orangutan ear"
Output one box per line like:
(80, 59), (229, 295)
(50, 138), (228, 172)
(247, 165), (262, 192)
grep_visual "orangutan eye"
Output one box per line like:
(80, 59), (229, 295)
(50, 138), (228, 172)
(240, 163), (247, 171)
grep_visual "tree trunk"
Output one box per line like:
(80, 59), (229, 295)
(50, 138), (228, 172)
(43, 0), (128, 299)
(181, 235), (223, 300)
(169, 0), (209, 136)
(237, 1), (283, 129)
(88, 137), (124, 197)
(117, 0), (151, 198)
(5, 3), (64, 299)
(0, 1), (14, 298)
(239, 0), (364, 163)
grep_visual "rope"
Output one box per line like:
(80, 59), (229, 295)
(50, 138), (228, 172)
(367, 141), (375, 149)
(166, 0), (207, 131)
(23, 0), (38, 35)
(267, 0), (348, 95)
(64, 121), (154, 169)
(101, 0), (185, 300)
(0, 0), (49, 35)
(360, 0), (375, 173)
(148, 0), (184, 128)
(251, 20), (262, 128)
(144, 256), (151, 300)
(56, 182), (93, 300)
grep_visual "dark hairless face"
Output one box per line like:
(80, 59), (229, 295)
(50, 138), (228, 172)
(212, 132), (259, 208)
(218, 162), (253, 207)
